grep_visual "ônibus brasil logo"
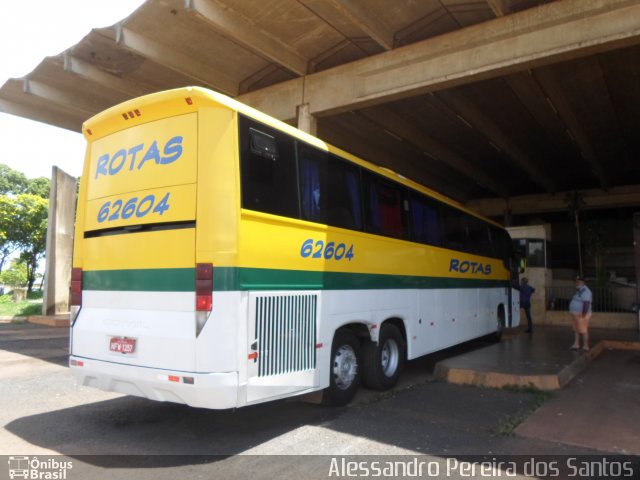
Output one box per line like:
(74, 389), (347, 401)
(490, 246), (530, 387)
(7, 456), (73, 479)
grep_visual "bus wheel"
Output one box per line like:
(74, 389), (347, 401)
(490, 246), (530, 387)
(322, 330), (361, 406)
(362, 323), (405, 391)
(494, 306), (506, 342)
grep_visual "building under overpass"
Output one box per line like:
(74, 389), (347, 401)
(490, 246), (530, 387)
(1, 0), (640, 323)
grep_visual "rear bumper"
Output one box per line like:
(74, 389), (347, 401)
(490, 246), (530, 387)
(69, 356), (239, 409)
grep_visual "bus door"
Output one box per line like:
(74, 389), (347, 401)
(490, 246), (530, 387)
(245, 291), (319, 404)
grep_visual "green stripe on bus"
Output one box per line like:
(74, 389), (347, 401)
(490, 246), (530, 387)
(83, 268), (195, 292)
(214, 267), (508, 291)
(82, 267), (508, 292)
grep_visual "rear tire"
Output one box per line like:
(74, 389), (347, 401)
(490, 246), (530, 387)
(321, 330), (361, 406)
(362, 323), (405, 391)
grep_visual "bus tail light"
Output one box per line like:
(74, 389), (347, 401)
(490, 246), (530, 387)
(70, 268), (83, 306)
(70, 268), (83, 326)
(196, 263), (213, 312)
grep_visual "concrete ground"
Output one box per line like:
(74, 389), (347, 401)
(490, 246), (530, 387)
(435, 325), (640, 455)
(1, 322), (637, 480)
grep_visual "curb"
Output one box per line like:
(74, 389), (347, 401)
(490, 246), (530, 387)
(434, 339), (640, 390)
(27, 315), (71, 328)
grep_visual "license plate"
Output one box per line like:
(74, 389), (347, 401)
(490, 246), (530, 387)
(109, 337), (136, 354)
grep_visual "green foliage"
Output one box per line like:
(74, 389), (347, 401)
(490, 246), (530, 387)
(26, 177), (51, 199)
(0, 164), (50, 197)
(13, 194), (49, 292)
(0, 292), (42, 317)
(0, 195), (20, 271)
(0, 164), (50, 293)
(0, 259), (28, 287)
(0, 164), (29, 195)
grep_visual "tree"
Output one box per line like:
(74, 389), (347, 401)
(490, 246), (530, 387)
(0, 164), (28, 195)
(26, 177), (51, 199)
(0, 195), (20, 272)
(0, 165), (50, 291)
(13, 194), (48, 293)
(0, 258), (28, 288)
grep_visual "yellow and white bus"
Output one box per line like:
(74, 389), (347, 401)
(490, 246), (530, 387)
(69, 87), (520, 409)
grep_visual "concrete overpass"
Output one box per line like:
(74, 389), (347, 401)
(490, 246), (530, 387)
(2, 0), (639, 213)
(2, 0), (640, 314)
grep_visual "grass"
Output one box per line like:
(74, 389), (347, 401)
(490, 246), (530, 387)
(0, 291), (43, 318)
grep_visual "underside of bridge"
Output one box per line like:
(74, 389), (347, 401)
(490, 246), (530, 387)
(2, 0), (640, 220)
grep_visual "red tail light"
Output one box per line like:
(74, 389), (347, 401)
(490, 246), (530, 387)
(70, 268), (83, 306)
(196, 263), (213, 311)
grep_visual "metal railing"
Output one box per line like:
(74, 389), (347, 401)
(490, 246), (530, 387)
(546, 285), (638, 313)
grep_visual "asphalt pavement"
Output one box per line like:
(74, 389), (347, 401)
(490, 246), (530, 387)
(1, 322), (633, 480)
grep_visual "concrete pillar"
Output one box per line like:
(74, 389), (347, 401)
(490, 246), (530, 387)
(42, 167), (77, 316)
(296, 103), (317, 136)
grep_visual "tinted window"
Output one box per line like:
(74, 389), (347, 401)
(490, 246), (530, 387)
(442, 205), (469, 252)
(239, 116), (298, 218)
(298, 145), (363, 230)
(468, 216), (493, 257)
(363, 172), (408, 239)
(492, 226), (513, 261)
(409, 192), (442, 246)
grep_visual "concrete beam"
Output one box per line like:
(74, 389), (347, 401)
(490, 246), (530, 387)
(238, 77), (303, 122)
(114, 23), (238, 95)
(296, 103), (317, 135)
(486, 0), (512, 17)
(358, 106), (510, 198)
(239, 64), (281, 94)
(0, 98), (83, 132)
(534, 66), (609, 190)
(22, 79), (106, 117)
(325, 0), (394, 50)
(321, 118), (468, 202)
(436, 89), (556, 192)
(239, 0), (640, 118)
(185, 0), (309, 75)
(63, 54), (151, 98)
(466, 184), (640, 217)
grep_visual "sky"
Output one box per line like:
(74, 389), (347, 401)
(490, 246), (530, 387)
(0, 1), (146, 179)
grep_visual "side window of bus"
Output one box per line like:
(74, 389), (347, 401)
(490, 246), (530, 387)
(327, 155), (362, 231)
(298, 145), (363, 231)
(409, 193), (442, 247)
(298, 144), (327, 225)
(363, 172), (408, 239)
(239, 116), (298, 219)
(492, 227), (511, 259)
(442, 206), (468, 252)
(468, 217), (493, 257)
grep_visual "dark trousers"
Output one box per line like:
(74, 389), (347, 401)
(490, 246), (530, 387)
(522, 305), (532, 331)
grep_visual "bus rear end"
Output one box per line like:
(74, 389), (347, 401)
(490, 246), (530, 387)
(69, 88), (239, 409)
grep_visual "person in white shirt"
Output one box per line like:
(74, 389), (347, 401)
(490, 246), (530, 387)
(569, 275), (592, 351)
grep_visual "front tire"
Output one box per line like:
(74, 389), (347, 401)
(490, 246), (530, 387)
(322, 330), (361, 406)
(362, 323), (405, 391)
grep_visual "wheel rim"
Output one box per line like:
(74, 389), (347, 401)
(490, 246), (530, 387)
(380, 338), (399, 377)
(497, 313), (505, 333)
(333, 345), (358, 390)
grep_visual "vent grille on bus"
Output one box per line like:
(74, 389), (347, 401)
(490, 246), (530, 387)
(254, 294), (317, 377)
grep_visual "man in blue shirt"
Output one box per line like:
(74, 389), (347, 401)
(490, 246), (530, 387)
(519, 277), (535, 333)
(569, 275), (593, 351)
